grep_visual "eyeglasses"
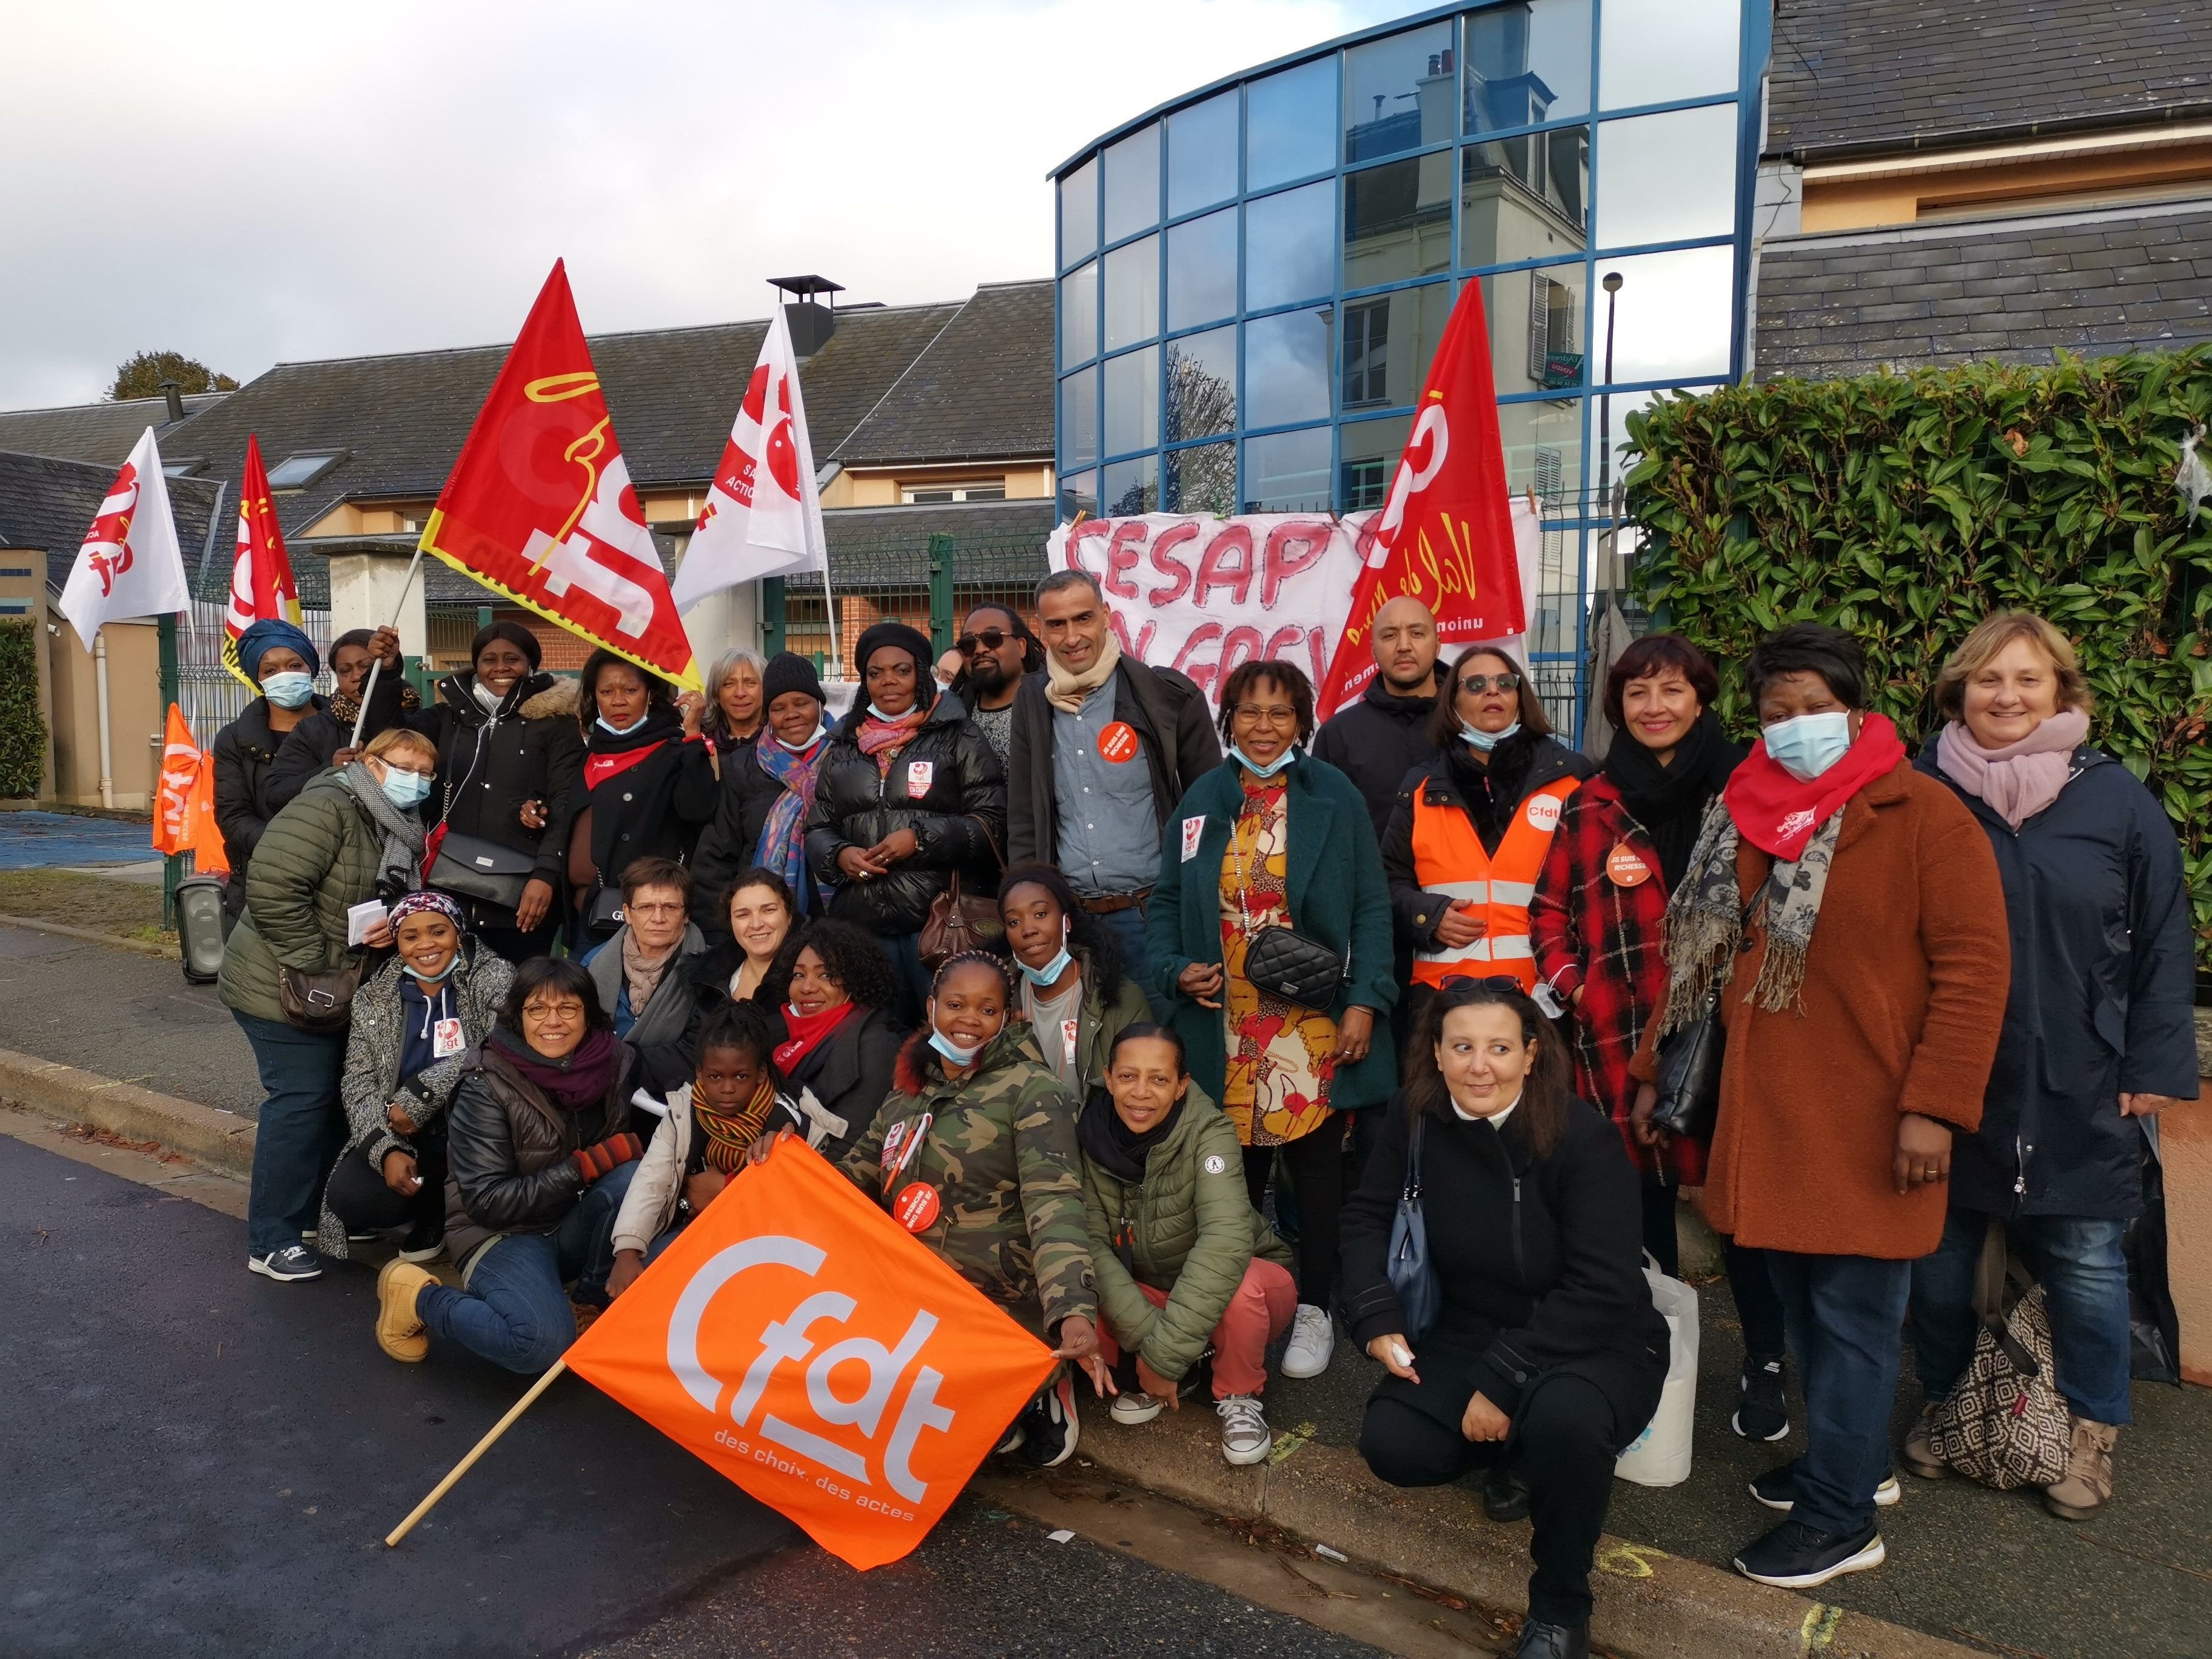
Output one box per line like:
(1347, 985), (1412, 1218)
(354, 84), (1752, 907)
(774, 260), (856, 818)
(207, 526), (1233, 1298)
(956, 628), (1009, 654)
(1230, 704), (1299, 725)
(1440, 974), (1527, 993)
(1458, 672), (1521, 694)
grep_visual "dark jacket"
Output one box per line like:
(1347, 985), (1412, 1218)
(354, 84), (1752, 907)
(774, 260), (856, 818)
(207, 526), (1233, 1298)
(689, 732), (813, 936)
(213, 697), (327, 914)
(569, 711), (719, 922)
(1146, 751), (1399, 1111)
(443, 1036), (636, 1267)
(264, 666), (412, 814)
(1310, 677), (1445, 838)
(1342, 1094), (1669, 1425)
(1007, 657), (1221, 868)
(582, 922), (714, 1101)
(802, 692), (1005, 936)
(1382, 733), (1595, 953)
(1918, 741), (2200, 1218)
(407, 672), (585, 895)
(774, 1000), (907, 1162)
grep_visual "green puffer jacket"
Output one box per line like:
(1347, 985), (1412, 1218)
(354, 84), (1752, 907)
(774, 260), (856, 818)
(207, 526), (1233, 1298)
(838, 1024), (1096, 1339)
(1079, 1085), (1293, 1383)
(218, 769), (414, 1024)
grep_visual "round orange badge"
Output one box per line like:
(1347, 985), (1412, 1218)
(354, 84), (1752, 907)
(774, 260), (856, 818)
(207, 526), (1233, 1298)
(1098, 721), (1139, 763)
(1605, 843), (1653, 887)
(893, 1181), (942, 1232)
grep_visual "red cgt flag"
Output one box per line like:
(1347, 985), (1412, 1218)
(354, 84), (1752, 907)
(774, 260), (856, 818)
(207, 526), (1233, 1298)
(1318, 278), (1526, 718)
(220, 435), (303, 687)
(420, 261), (699, 689)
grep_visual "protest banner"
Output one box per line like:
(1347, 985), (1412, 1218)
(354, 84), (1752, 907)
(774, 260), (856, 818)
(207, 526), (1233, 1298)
(1042, 502), (1538, 707)
(220, 435), (303, 687)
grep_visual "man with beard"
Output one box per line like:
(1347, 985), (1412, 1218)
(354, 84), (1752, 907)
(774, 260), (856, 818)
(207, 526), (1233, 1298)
(949, 602), (1041, 768)
(1312, 596), (1446, 836)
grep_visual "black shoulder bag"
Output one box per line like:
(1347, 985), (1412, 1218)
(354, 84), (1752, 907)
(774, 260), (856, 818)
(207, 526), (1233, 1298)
(1646, 890), (1762, 1142)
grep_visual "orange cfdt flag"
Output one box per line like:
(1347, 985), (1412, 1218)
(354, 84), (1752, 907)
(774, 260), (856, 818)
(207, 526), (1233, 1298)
(564, 1135), (1054, 1570)
(1318, 277), (1527, 718)
(152, 705), (226, 872)
(418, 260), (700, 689)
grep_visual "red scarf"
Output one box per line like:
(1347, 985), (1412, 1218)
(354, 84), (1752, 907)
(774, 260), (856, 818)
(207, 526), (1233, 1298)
(1723, 712), (1906, 860)
(583, 742), (663, 791)
(856, 706), (925, 776)
(775, 1000), (859, 1072)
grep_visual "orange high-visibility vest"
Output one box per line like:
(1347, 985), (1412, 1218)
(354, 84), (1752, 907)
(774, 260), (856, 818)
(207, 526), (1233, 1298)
(1409, 773), (1581, 993)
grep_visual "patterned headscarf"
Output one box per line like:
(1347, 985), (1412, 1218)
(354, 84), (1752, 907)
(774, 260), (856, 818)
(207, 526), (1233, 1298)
(388, 890), (464, 930)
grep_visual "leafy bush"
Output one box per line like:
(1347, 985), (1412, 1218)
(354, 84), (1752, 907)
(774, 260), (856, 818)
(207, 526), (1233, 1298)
(1623, 348), (2212, 972)
(0, 620), (45, 798)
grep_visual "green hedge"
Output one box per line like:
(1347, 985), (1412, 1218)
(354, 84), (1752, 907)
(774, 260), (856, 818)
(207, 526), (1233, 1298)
(1622, 347), (2212, 973)
(0, 619), (44, 798)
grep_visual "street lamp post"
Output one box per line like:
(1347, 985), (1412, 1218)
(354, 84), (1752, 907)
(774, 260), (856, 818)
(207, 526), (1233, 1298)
(1597, 271), (1624, 591)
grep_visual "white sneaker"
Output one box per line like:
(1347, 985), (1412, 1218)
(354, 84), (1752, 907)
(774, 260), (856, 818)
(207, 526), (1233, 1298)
(1110, 1389), (1164, 1426)
(1281, 1303), (1335, 1378)
(1217, 1395), (1272, 1466)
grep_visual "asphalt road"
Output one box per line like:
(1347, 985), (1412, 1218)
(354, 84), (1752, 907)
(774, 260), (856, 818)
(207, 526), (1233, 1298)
(1, 1133), (1382, 1659)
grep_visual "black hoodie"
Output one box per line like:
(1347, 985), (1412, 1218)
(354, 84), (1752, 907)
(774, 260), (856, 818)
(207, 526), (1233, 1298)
(1310, 674), (1446, 837)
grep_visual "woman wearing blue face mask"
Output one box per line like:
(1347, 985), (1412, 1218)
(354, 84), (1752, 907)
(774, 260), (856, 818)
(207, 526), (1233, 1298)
(568, 649), (719, 949)
(1147, 659), (1397, 1384)
(213, 618), (331, 920)
(219, 725), (440, 1284)
(318, 891), (512, 1263)
(997, 862), (1153, 1098)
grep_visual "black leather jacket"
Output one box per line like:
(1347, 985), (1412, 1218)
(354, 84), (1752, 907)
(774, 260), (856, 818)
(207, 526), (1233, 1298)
(802, 692), (1005, 936)
(443, 1037), (634, 1265)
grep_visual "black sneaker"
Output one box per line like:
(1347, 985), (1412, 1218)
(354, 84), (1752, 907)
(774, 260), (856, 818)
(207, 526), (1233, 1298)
(1732, 1355), (1789, 1441)
(397, 1212), (444, 1264)
(1732, 1518), (1885, 1588)
(1021, 1370), (1081, 1468)
(1512, 1618), (1590, 1659)
(1749, 1460), (1900, 1512)
(1483, 1467), (1531, 1522)
(249, 1242), (324, 1282)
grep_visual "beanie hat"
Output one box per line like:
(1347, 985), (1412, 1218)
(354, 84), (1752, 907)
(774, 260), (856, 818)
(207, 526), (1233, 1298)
(853, 621), (934, 682)
(760, 651), (825, 708)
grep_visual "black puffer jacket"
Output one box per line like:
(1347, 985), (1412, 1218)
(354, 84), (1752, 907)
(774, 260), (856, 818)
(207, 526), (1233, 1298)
(213, 697), (326, 915)
(443, 1034), (635, 1266)
(408, 672), (585, 893)
(265, 668), (415, 814)
(689, 733), (812, 935)
(568, 710), (719, 920)
(803, 692), (1005, 936)
(1310, 676), (1445, 838)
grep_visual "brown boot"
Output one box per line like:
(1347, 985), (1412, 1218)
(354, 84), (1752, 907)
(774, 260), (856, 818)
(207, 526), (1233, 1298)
(1900, 1404), (1948, 1480)
(2043, 1415), (2117, 1520)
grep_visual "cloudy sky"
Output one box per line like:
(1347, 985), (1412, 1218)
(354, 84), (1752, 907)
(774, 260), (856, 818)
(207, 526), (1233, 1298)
(1, 0), (1415, 411)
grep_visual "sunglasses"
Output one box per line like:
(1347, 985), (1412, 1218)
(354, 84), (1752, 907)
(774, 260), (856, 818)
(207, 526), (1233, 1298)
(957, 628), (1011, 654)
(1440, 974), (1529, 993)
(1458, 672), (1521, 694)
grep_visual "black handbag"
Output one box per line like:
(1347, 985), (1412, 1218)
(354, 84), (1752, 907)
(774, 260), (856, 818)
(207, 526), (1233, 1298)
(428, 831), (537, 911)
(278, 963), (361, 1033)
(586, 885), (626, 931)
(1228, 823), (1345, 1008)
(1647, 892), (1761, 1141)
(1386, 1114), (1440, 1341)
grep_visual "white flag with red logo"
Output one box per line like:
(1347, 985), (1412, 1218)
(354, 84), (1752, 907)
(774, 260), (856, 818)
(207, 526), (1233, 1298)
(59, 427), (191, 652)
(672, 308), (826, 610)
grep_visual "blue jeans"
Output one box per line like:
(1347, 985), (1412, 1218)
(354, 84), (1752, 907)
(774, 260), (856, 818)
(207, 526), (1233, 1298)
(1909, 1209), (2132, 1425)
(1766, 1251), (1913, 1535)
(233, 1011), (349, 1257)
(1090, 900), (1154, 1000)
(420, 1161), (639, 1375)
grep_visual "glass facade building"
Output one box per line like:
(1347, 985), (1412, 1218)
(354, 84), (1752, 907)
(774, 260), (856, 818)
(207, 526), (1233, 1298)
(1051, 0), (1770, 726)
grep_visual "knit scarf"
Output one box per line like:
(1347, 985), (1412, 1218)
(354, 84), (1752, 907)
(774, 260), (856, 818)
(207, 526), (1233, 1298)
(621, 928), (680, 1016)
(1044, 631), (1121, 716)
(1601, 710), (1744, 890)
(1936, 708), (2086, 830)
(692, 1073), (780, 1174)
(774, 999), (858, 1073)
(488, 1025), (620, 1111)
(340, 761), (426, 893)
(856, 704), (926, 776)
(754, 732), (829, 903)
(1076, 1084), (1185, 1184)
(328, 682), (419, 726)
(1659, 714), (1905, 1027)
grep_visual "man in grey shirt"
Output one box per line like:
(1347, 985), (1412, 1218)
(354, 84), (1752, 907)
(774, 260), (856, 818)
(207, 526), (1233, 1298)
(947, 602), (1036, 769)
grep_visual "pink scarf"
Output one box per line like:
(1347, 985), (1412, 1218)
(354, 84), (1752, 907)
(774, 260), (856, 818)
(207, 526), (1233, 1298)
(1936, 708), (2088, 829)
(856, 705), (926, 777)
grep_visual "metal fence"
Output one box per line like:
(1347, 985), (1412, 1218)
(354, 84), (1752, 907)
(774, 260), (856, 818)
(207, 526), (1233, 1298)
(765, 532), (1048, 680)
(175, 600), (335, 749)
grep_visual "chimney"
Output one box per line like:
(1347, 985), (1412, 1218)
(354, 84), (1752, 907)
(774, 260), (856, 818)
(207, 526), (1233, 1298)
(158, 378), (186, 424)
(766, 275), (847, 358)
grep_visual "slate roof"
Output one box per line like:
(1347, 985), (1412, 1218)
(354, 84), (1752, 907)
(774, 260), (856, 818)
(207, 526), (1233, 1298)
(0, 392), (229, 468)
(1754, 200), (2212, 378)
(0, 449), (228, 595)
(830, 281), (1056, 466)
(1768, 0), (2212, 159)
(823, 498), (1055, 586)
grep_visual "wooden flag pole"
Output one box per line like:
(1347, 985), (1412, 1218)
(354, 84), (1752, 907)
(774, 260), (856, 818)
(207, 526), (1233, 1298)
(350, 543), (427, 749)
(384, 1357), (567, 1547)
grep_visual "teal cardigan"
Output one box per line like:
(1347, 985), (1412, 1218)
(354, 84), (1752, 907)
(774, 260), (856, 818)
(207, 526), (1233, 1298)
(1144, 751), (1399, 1112)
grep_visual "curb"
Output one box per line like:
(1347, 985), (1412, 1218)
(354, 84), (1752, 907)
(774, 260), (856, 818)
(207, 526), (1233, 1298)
(0, 1046), (252, 1179)
(0, 913), (176, 959)
(1066, 1401), (1980, 1659)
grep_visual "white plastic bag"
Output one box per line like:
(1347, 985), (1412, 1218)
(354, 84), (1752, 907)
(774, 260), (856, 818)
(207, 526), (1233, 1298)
(1615, 1253), (1698, 1487)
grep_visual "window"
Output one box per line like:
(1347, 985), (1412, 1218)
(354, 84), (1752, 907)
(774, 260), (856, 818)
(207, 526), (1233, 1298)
(1526, 273), (1578, 387)
(1104, 235), (1160, 351)
(1342, 300), (1391, 408)
(1104, 346), (1161, 457)
(1167, 207), (1237, 331)
(163, 460), (205, 478)
(1340, 283), (1452, 412)
(1166, 441), (1235, 516)
(1466, 0), (1591, 133)
(1344, 21), (1456, 164)
(1594, 103), (1738, 250)
(1598, 0), (1738, 111)
(1344, 152), (1453, 289)
(267, 453), (343, 489)
(1165, 326), (1237, 443)
(1460, 129), (1589, 267)
(1338, 412), (1411, 509)
(1242, 426), (1333, 513)
(1061, 261), (1099, 367)
(1059, 470), (1099, 520)
(1244, 308), (1333, 429)
(1104, 124), (1162, 244)
(901, 483), (1006, 504)
(1060, 157), (1099, 267)
(1244, 180), (1335, 312)
(1247, 56), (1336, 190)
(1059, 367), (1100, 468)
(1102, 454), (1160, 517)
(1167, 90), (1238, 217)
(1482, 261), (1585, 395)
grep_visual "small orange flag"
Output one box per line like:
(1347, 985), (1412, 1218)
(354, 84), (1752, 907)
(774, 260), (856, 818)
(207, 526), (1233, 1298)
(152, 705), (227, 873)
(565, 1135), (1055, 1570)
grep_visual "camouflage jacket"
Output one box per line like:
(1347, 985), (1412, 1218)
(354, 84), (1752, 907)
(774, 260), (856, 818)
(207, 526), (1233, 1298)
(837, 1024), (1098, 1337)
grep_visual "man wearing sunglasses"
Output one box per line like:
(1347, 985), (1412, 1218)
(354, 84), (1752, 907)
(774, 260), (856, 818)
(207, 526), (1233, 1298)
(1009, 569), (1221, 994)
(947, 603), (1040, 768)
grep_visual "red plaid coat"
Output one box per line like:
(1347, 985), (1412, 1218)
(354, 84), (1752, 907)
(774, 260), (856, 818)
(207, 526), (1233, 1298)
(1529, 774), (1706, 1185)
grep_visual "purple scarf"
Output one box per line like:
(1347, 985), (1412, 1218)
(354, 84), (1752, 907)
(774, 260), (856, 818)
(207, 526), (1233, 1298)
(754, 733), (829, 909)
(1936, 709), (2088, 830)
(488, 1025), (620, 1111)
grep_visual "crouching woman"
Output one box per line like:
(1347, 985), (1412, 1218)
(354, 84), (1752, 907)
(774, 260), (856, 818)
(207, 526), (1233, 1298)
(1078, 1025), (1296, 1466)
(372, 958), (644, 1372)
(1342, 978), (1667, 1659)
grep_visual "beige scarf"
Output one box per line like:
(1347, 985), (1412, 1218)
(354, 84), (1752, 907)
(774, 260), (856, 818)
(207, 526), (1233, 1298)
(1044, 629), (1122, 715)
(621, 928), (679, 1015)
